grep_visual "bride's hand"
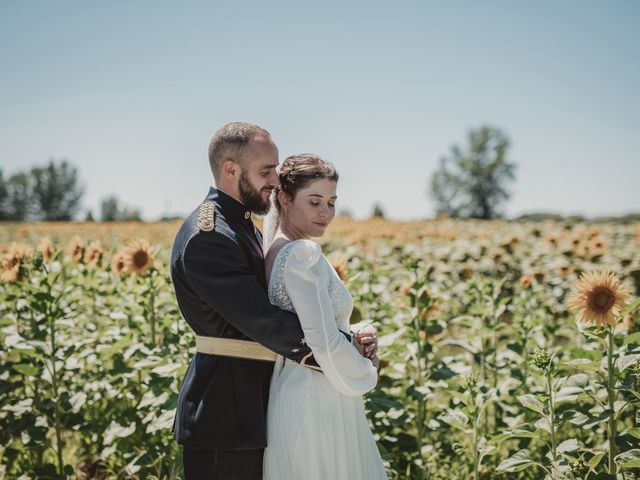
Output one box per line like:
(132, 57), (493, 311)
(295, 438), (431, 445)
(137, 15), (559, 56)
(354, 324), (378, 359)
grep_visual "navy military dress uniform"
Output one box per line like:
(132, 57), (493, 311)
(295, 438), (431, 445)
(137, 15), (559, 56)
(170, 187), (351, 479)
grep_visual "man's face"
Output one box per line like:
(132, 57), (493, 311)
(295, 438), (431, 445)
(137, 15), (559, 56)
(237, 135), (280, 215)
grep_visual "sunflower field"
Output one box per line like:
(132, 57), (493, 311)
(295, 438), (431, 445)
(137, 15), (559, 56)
(1, 217), (640, 479)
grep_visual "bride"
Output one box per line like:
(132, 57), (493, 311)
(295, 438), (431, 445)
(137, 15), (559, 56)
(262, 154), (388, 479)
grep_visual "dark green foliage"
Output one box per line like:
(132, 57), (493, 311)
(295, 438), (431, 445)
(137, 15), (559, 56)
(0, 160), (84, 221)
(0, 170), (7, 220)
(372, 203), (385, 218)
(100, 195), (142, 222)
(430, 126), (516, 219)
(1, 172), (32, 220)
(1, 220), (639, 479)
(30, 160), (84, 221)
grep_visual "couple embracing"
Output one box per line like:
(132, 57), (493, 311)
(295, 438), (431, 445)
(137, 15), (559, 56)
(170, 122), (387, 479)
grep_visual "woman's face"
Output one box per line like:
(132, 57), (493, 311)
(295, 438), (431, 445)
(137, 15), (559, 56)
(280, 178), (337, 238)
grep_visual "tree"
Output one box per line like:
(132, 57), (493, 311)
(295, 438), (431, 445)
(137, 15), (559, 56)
(100, 196), (120, 222)
(30, 160), (84, 221)
(100, 195), (142, 222)
(3, 172), (32, 221)
(430, 126), (516, 219)
(371, 203), (385, 218)
(0, 169), (7, 220)
(122, 207), (142, 222)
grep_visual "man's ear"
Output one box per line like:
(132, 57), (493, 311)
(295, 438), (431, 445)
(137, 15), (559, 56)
(222, 160), (237, 179)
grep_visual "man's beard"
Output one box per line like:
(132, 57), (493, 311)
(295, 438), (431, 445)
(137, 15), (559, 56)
(238, 169), (271, 215)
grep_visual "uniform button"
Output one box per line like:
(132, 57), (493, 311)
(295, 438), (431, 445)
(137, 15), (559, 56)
(244, 211), (251, 220)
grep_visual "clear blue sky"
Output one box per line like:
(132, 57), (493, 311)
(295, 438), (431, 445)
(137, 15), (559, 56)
(1, 1), (638, 220)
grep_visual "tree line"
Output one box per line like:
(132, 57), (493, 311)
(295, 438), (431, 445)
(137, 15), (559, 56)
(9, 128), (632, 223)
(0, 160), (140, 222)
(0, 160), (83, 221)
(0, 131), (521, 222)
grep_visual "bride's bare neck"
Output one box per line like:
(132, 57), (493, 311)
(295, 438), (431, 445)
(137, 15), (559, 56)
(278, 219), (310, 242)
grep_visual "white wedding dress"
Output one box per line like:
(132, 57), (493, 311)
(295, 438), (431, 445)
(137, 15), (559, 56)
(263, 239), (387, 480)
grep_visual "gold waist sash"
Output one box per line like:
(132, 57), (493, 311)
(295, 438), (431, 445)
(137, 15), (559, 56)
(195, 336), (277, 362)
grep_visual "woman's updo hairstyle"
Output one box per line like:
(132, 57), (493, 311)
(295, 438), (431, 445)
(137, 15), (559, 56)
(275, 154), (338, 210)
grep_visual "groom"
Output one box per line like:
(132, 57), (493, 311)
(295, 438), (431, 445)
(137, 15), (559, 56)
(170, 122), (377, 480)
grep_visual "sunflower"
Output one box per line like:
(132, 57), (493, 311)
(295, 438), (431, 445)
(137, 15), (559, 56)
(12, 242), (33, 259)
(399, 283), (430, 305)
(1, 242), (33, 283)
(458, 266), (473, 280)
(533, 270), (546, 283)
(84, 241), (103, 268)
(519, 275), (534, 290)
(530, 348), (552, 372)
(123, 239), (154, 276)
(588, 238), (607, 260)
(570, 234), (582, 248)
(561, 243), (576, 258)
(37, 237), (56, 263)
(574, 242), (589, 259)
(110, 250), (128, 276)
(398, 282), (412, 298)
(568, 269), (632, 328)
(67, 236), (85, 263)
(544, 233), (560, 247)
(329, 256), (348, 282)
(500, 234), (520, 254)
(585, 226), (600, 239)
(1, 257), (20, 283)
(555, 263), (571, 277)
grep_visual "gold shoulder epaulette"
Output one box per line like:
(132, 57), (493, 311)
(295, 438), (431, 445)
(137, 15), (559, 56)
(197, 202), (215, 232)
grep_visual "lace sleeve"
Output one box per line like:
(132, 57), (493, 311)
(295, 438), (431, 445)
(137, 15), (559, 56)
(283, 240), (378, 396)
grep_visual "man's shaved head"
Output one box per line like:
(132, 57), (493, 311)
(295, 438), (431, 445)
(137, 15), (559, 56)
(208, 122), (272, 181)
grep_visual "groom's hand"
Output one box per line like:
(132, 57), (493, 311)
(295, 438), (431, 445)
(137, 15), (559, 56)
(369, 353), (380, 370)
(354, 324), (378, 359)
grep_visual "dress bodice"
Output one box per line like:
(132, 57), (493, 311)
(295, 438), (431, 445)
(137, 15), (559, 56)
(268, 240), (353, 331)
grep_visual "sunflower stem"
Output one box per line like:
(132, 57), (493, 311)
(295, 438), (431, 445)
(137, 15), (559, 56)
(547, 370), (557, 463)
(44, 276), (64, 475)
(148, 272), (157, 345)
(411, 278), (426, 474)
(607, 326), (616, 475)
(473, 413), (479, 480)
